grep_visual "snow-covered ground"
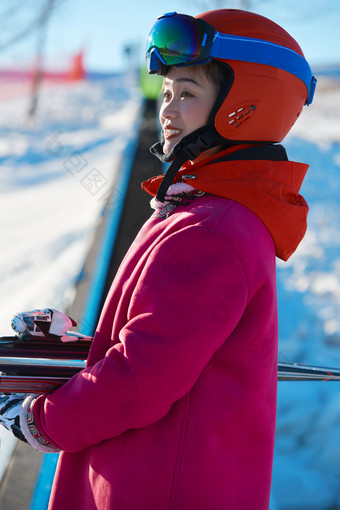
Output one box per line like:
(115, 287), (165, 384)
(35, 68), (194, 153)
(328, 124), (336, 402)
(0, 71), (340, 509)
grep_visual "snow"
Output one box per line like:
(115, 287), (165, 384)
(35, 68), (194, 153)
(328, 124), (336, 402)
(1, 70), (340, 508)
(272, 76), (340, 509)
(0, 72), (142, 482)
(0, 73), (141, 333)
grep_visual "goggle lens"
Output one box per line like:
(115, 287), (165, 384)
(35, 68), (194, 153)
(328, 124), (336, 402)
(146, 13), (211, 68)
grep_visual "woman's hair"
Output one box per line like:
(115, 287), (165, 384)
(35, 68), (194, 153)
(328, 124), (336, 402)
(196, 60), (231, 87)
(163, 60), (231, 91)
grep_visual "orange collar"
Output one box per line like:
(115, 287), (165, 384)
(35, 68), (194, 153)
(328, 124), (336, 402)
(142, 148), (309, 261)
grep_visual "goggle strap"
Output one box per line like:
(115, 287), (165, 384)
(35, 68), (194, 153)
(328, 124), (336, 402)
(306, 76), (317, 105)
(211, 32), (316, 104)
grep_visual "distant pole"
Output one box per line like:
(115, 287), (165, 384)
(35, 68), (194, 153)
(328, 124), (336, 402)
(28, 0), (56, 119)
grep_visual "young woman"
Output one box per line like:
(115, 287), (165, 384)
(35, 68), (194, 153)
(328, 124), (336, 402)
(0, 10), (316, 509)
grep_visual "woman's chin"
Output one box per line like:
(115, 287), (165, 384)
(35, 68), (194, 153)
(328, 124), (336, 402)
(163, 139), (177, 155)
(162, 143), (171, 155)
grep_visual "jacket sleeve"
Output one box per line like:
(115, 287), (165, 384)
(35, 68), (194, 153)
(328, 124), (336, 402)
(32, 224), (249, 452)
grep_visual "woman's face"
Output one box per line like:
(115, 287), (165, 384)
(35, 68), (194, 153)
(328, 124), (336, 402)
(159, 66), (218, 156)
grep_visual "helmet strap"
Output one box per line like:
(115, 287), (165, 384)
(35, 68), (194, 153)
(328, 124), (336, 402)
(152, 126), (225, 202)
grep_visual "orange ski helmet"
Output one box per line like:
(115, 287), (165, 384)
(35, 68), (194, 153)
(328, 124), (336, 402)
(146, 9), (316, 200)
(196, 9), (314, 143)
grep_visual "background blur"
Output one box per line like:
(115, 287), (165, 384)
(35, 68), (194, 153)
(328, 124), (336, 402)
(0, 1), (340, 510)
(0, 0), (339, 74)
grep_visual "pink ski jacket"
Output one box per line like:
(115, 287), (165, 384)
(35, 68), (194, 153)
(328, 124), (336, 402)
(32, 146), (309, 510)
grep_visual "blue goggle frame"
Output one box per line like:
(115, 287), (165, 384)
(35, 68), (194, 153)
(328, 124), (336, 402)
(146, 12), (317, 105)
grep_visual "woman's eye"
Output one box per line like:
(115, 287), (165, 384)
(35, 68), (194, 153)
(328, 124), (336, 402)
(161, 90), (193, 101)
(162, 91), (171, 101)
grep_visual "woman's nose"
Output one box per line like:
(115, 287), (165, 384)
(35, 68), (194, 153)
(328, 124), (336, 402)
(161, 97), (179, 120)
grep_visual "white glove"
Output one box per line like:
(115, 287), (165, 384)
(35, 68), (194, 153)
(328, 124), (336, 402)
(0, 393), (32, 442)
(0, 393), (61, 453)
(11, 308), (77, 340)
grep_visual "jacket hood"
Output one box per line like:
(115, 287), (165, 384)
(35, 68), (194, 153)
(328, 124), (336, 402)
(142, 145), (309, 261)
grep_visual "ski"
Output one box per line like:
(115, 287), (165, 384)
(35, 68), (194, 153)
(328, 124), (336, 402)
(0, 356), (86, 393)
(1, 357), (340, 394)
(0, 329), (91, 393)
(0, 333), (91, 360)
(0, 374), (73, 394)
(278, 361), (340, 381)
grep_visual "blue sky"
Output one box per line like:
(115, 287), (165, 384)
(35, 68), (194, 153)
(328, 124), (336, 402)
(1, 0), (339, 72)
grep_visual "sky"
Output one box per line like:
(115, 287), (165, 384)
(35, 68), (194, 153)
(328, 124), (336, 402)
(0, 0), (339, 73)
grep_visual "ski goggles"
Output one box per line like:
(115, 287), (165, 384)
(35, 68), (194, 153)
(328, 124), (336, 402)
(146, 12), (317, 105)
